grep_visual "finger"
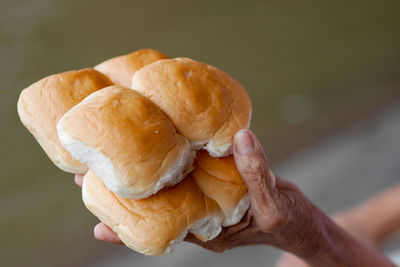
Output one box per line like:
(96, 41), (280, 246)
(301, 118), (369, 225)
(224, 209), (252, 235)
(184, 232), (204, 244)
(94, 223), (123, 245)
(233, 129), (278, 216)
(184, 232), (229, 253)
(74, 174), (84, 188)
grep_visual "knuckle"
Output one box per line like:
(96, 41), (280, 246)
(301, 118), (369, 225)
(214, 247), (227, 253)
(240, 158), (266, 181)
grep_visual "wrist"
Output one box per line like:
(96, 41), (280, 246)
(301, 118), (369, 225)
(268, 200), (359, 264)
(251, 176), (395, 266)
(289, 207), (333, 259)
(300, 210), (395, 267)
(265, 195), (328, 258)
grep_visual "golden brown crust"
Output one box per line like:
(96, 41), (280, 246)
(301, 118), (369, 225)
(17, 68), (113, 173)
(131, 57), (251, 156)
(83, 170), (222, 255)
(59, 85), (191, 197)
(18, 51), (252, 255)
(207, 66), (252, 149)
(95, 49), (168, 87)
(192, 151), (248, 223)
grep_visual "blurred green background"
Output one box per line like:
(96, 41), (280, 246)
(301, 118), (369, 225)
(1, 0), (400, 266)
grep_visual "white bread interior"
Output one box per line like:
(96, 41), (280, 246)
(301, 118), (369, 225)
(224, 193), (251, 226)
(17, 68), (113, 173)
(82, 170), (222, 256)
(95, 48), (168, 87)
(192, 151), (250, 226)
(58, 85), (195, 199)
(131, 57), (252, 157)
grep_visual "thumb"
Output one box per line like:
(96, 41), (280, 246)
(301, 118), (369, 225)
(233, 129), (278, 217)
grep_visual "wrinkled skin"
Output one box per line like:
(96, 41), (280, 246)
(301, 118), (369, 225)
(276, 212), (378, 267)
(74, 129), (394, 266)
(278, 182), (400, 267)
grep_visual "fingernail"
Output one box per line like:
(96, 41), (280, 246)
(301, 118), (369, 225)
(93, 223), (102, 240)
(235, 129), (255, 155)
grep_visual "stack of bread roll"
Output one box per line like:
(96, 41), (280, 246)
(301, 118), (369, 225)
(17, 49), (252, 256)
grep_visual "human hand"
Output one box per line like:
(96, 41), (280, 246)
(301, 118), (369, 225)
(184, 129), (326, 255)
(75, 129), (326, 254)
(74, 129), (321, 252)
(185, 130), (394, 266)
(74, 130), (394, 266)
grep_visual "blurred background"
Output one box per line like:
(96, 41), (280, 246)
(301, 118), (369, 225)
(1, 0), (400, 266)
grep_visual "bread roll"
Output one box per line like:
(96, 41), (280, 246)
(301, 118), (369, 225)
(131, 57), (252, 157)
(83, 170), (222, 255)
(95, 49), (168, 87)
(17, 68), (113, 173)
(57, 85), (195, 199)
(192, 151), (250, 226)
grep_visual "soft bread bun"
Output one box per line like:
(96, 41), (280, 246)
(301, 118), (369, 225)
(131, 57), (252, 157)
(95, 49), (168, 87)
(83, 170), (223, 256)
(17, 68), (113, 173)
(192, 150), (250, 226)
(57, 85), (195, 199)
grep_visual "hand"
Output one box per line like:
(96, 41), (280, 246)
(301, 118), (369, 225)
(185, 129), (325, 256)
(74, 130), (395, 266)
(75, 129), (320, 252)
(73, 129), (313, 250)
(186, 130), (394, 266)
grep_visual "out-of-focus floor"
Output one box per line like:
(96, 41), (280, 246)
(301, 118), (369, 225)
(89, 103), (400, 267)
